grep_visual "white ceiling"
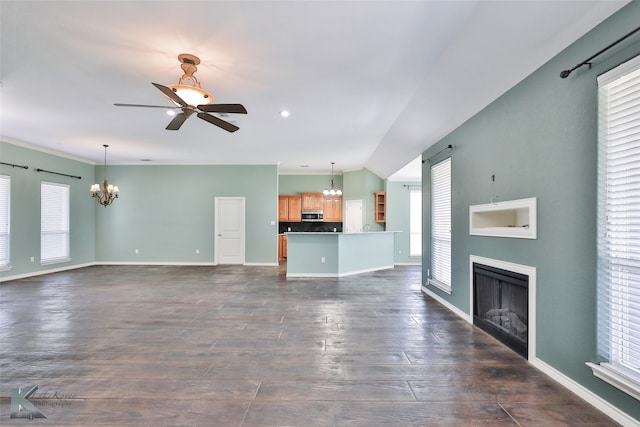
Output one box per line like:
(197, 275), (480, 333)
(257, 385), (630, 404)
(0, 1), (628, 181)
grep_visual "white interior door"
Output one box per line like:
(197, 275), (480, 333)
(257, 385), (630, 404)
(215, 197), (245, 264)
(345, 199), (363, 232)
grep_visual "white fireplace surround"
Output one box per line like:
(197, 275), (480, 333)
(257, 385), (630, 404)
(470, 255), (537, 361)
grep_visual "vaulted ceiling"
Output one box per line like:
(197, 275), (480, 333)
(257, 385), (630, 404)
(0, 1), (628, 180)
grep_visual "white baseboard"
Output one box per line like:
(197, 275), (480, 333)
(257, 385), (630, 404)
(421, 285), (472, 323)
(97, 261), (217, 266)
(0, 262), (95, 282)
(531, 358), (639, 427)
(287, 265), (394, 279)
(1, 262), (283, 282)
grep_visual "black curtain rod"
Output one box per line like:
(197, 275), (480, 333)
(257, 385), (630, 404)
(35, 168), (82, 180)
(560, 25), (640, 79)
(423, 144), (453, 164)
(0, 161), (29, 169)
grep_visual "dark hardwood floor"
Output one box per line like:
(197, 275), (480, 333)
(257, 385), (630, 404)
(0, 265), (618, 426)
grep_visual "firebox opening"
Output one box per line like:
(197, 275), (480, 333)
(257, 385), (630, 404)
(473, 262), (529, 358)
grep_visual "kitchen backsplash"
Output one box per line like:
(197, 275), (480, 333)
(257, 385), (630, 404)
(279, 222), (343, 233)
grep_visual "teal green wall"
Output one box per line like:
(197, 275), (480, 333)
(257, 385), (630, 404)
(279, 174), (343, 195)
(0, 141), (96, 278)
(387, 181), (421, 264)
(286, 232), (394, 276)
(343, 168), (385, 231)
(96, 164), (278, 264)
(286, 233), (339, 275)
(0, 142), (279, 276)
(422, 2), (640, 419)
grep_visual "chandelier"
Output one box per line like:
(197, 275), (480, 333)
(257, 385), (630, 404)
(323, 162), (342, 196)
(90, 144), (119, 207)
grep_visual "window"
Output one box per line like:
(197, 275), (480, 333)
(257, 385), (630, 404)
(429, 157), (451, 292)
(590, 55), (640, 401)
(0, 175), (9, 268)
(41, 181), (70, 264)
(409, 189), (422, 257)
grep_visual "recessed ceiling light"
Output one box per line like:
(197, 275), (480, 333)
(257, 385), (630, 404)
(299, 165), (309, 168)
(166, 110), (176, 116)
(280, 110), (290, 118)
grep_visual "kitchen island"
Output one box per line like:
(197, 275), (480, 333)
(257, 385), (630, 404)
(286, 231), (397, 278)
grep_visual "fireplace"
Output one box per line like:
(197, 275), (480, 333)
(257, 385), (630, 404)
(473, 262), (529, 358)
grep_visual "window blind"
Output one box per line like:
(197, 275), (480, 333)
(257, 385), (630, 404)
(595, 54), (640, 397)
(0, 175), (10, 267)
(41, 181), (70, 263)
(409, 189), (422, 257)
(430, 157), (451, 290)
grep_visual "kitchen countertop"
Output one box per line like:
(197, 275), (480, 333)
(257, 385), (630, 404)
(285, 231), (398, 235)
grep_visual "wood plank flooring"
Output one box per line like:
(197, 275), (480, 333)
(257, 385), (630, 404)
(0, 265), (618, 426)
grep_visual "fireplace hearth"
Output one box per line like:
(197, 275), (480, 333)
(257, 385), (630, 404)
(473, 262), (529, 358)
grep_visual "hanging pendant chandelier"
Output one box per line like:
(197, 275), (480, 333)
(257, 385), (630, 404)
(90, 144), (119, 207)
(323, 162), (342, 196)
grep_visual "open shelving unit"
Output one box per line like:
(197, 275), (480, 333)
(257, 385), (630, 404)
(374, 192), (386, 223)
(469, 197), (536, 239)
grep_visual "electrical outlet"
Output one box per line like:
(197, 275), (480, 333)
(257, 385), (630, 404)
(30, 256), (35, 262)
(398, 249), (402, 254)
(321, 257), (326, 263)
(135, 249), (139, 254)
(195, 249), (200, 255)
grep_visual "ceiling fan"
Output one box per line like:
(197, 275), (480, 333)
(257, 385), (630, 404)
(115, 54), (247, 132)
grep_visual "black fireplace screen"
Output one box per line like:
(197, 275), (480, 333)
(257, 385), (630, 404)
(473, 263), (529, 358)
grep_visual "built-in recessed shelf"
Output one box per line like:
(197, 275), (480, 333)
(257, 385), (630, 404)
(469, 197), (536, 239)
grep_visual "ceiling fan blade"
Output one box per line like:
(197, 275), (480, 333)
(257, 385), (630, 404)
(114, 103), (178, 109)
(152, 82), (188, 107)
(197, 112), (240, 133)
(166, 112), (190, 130)
(197, 104), (247, 114)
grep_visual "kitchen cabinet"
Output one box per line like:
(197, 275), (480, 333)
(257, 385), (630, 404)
(301, 192), (323, 210)
(278, 234), (288, 261)
(374, 192), (386, 223)
(322, 195), (343, 222)
(278, 195), (302, 222)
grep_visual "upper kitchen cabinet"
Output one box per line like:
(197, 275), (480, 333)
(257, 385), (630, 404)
(278, 195), (302, 222)
(322, 195), (343, 222)
(301, 192), (323, 210)
(374, 192), (386, 223)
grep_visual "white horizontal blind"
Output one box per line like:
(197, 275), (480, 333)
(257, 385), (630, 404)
(431, 158), (451, 289)
(41, 181), (70, 263)
(0, 175), (10, 267)
(597, 55), (640, 386)
(410, 189), (422, 257)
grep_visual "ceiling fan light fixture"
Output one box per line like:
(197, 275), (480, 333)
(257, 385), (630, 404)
(114, 53), (246, 132)
(166, 84), (214, 107)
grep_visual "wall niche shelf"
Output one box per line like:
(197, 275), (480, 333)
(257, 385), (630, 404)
(469, 197), (537, 239)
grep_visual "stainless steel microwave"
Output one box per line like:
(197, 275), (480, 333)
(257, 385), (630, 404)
(301, 210), (323, 222)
